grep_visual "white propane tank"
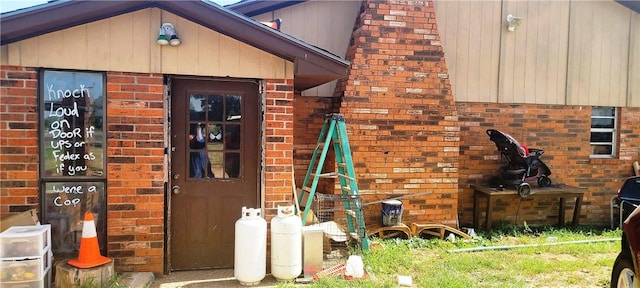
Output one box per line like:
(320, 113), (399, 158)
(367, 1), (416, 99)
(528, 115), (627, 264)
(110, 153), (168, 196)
(270, 205), (302, 281)
(234, 207), (267, 286)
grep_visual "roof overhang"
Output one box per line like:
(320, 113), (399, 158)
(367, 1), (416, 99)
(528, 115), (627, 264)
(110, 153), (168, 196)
(226, 0), (306, 17)
(0, 0), (349, 91)
(616, 0), (640, 13)
(227, 0), (640, 16)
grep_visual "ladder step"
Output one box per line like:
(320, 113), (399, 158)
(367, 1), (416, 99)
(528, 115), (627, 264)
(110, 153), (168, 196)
(311, 172), (338, 178)
(310, 172), (355, 181)
(340, 186), (352, 193)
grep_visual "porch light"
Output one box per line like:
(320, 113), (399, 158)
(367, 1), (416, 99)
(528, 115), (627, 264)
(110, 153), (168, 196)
(157, 23), (181, 46)
(506, 14), (523, 32)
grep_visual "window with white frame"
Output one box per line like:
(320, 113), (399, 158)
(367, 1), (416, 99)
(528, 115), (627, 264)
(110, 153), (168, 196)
(590, 107), (617, 158)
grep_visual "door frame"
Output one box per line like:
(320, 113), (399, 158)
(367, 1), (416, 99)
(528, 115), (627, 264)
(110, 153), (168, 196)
(163, 75), (266, 274)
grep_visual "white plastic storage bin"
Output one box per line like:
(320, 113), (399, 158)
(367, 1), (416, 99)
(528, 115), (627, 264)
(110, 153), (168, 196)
(0, 250), (52, 283)
(1, 267), (50, 288)
(0, 225), (51, 258)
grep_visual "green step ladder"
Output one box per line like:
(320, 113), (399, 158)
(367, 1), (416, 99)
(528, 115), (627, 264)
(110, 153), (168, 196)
(297, 113), (369, 250)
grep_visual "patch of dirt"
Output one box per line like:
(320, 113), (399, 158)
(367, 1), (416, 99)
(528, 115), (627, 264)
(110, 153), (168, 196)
(411, 242), (618, 287)
(526, 251), (618, 288)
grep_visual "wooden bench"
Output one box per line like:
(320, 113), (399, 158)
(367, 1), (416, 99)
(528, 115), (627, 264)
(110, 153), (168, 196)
(472, 184), (585, 231)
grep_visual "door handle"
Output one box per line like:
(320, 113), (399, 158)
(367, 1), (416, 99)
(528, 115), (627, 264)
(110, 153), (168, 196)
(172, 185), (181, 195)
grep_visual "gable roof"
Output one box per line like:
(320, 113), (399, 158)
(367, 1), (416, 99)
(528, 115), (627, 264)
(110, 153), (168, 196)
(0, 0), (349, 90)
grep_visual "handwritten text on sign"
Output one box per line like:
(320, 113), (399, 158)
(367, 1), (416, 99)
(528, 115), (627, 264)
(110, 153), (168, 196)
(51, 184), (99, 207)
(47, 84), (96, 176)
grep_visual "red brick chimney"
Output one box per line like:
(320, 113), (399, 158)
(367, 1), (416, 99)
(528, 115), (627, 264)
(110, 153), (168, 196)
(335, 0), (460, 226)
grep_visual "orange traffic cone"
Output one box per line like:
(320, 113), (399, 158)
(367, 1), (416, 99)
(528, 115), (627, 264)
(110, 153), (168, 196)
(67, 212), (112, 268)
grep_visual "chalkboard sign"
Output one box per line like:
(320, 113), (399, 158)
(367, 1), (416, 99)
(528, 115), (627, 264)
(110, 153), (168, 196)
(40, 70), (105, 178)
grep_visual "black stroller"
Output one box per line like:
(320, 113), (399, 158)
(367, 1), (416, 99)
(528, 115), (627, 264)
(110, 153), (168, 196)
(486, 129), (552, 197)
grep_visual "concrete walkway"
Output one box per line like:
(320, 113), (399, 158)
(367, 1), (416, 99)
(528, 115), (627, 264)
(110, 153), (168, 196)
(122, 270), (283, 288)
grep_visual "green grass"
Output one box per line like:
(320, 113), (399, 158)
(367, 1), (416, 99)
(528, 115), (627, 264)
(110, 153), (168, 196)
(76, 273), (127, 288)
(280, 225), (622, 288)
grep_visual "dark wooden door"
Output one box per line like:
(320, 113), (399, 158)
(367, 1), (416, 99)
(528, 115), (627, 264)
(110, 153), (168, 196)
(170, 78), (260, 270)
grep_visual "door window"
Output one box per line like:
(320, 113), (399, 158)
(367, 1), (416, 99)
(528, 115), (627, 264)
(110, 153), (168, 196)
(189, 94), (242, 179)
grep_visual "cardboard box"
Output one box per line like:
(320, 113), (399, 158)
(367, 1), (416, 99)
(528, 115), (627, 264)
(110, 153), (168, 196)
(0, 209), (39, 233)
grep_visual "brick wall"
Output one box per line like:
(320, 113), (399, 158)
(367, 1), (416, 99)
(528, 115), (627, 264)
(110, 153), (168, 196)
(262, 78), (297, 220)
(297, 0), (640, 229)
(335, 0), (460, 226)
(457, 103), (640, 227)
(105, 72), (165, 272)
(0, 66), (39, 217)
(292, 96), (338, 207)
(0, 68), (167, 272)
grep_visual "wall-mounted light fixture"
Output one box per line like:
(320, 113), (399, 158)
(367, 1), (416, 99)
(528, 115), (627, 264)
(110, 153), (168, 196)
(506, 14), (523, 32)
(260, 18), (282, 31)
(157, 23), (181, 46)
